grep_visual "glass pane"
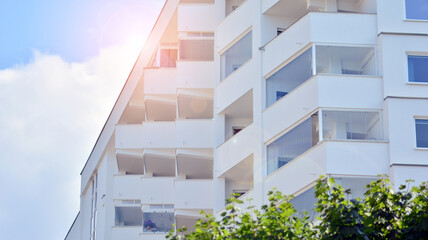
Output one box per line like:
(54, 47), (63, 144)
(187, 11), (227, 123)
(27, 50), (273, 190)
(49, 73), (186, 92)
(416, 119), (428, 148)
(115, 207), (143, 226)
(406, 0), (428, 20)
(160, 49), (178, 67)
(266, 48), (313, 107)
(179, 40), (214, 60)
(316, 46), (376, 76)
(143, 212), (174, 233)
(290, 187), (317, 216)
(267, 114), (318, 175)
(408, 56), (428, 82)
(322, 111), (381, 141)
(221, 31), (252, 80)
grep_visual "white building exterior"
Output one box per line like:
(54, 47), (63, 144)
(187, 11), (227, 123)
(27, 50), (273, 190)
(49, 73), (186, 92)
(65, 0), (428, 239)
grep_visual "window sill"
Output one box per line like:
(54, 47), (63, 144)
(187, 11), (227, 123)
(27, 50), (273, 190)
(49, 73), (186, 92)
(404, 19), (428, 22)
(407, 82), (428, 86)
(415, 147), (428, 151)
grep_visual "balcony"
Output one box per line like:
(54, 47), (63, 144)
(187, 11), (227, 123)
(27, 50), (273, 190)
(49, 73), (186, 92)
(216, 0), (254, 52)
(112, 227), (141, 240)
(178, 4), (215, 32)
(144, 68), (177, 95)
(174, 180), (214, 209)
(113, 175), (174, 204)
(216, 60), (255, 113)
(263, 74), (383, 142)
(262, 12), (377, 76)
(115, 120), (215, 149)
(177, 61), (215, 88)
(264, 140), (389, 198)
(216, 123), (258, 177)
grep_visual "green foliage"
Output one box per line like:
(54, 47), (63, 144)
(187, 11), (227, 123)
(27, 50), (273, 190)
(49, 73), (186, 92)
(166, 177), (428, 240)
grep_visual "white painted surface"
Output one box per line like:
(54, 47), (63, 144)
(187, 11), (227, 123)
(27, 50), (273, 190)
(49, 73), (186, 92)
(216, 0), (254, 52)
(65, 214), (80, 240)
(144, 68), (177, 94)
(379, 34), (428, 98)
(215, 60), (255, 114)
(385, 98), (428, 165)
(178, 4), (215, 32)
(115, 120), (214, 149)
(174, 179), (214, 209)
(177, 61), (215, 88)
(114, 176), (174, 204)
(111, 227), (141, 240)
(391, 165), (428, 190)
(216, 124), (258, 177)
(377, 0), (428, 35)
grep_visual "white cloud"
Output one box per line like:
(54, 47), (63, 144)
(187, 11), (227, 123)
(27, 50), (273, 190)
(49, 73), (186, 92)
(0, 39), (143, 240)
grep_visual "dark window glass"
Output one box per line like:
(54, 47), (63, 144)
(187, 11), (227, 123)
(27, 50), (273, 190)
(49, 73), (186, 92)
(406, 0), (428, 20)
(416, 119), (428, 148)
(408, 56), (428, 83)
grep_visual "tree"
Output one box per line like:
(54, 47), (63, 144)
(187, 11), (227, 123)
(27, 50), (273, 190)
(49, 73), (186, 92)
(166, 177), (428, 240)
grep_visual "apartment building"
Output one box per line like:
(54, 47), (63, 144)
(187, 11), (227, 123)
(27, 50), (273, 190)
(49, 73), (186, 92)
(65, 0), (428, 239)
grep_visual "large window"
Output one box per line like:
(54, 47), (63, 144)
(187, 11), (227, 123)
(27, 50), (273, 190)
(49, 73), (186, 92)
(266, 48), (312, 107)
(142, 204), (174, 233)
(408, 55), (428, 83)
(221, 31), (252, 80)
(267, 113), (319, 175)
(266, 45), (377, 108)
(115, 206), (143, 226)
(406, 0), (428, 20)
(266, 110), (383, 176)
(416, 119), (428, 148)
(322, 110), (382, 141)
(316, 46), (376, 76)
(179, 39), (214, 61)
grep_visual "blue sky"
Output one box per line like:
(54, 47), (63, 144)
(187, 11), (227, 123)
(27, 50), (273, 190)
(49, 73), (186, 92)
(1, 0), (163, 68)
(0, 1), (164, 239)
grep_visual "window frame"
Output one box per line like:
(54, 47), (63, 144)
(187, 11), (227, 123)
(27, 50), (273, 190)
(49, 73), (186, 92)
(415, 117), (428, 149)
(404, 0), (428, 21)
(407, 53), (428, 84)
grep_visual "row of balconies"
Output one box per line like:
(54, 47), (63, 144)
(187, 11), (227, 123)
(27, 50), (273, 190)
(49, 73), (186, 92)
(113, 176), (216, 210)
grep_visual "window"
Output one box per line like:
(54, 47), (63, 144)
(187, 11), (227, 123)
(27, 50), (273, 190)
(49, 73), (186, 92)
(316, 46), (376, 76)
(115, 206), (143, 226)
(406, 0), (428, 20)
(416, 119), (428, 148)
(277, 27), (286, 36)
(179, 39), (214, 61)
(266, 48), (312, 107)
(322, 110), (382, 141)
(267, 113), (319, 175)
(142, 205), (174, 233)
(221, 31), (252, 80)
(408, 55), (428, 83)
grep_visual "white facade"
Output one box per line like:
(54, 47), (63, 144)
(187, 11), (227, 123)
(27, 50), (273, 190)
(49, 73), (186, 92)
(65, 0), (428, 239)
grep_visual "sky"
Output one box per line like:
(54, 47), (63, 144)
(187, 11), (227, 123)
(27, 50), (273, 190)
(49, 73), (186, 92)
(0, 0), (165, 239)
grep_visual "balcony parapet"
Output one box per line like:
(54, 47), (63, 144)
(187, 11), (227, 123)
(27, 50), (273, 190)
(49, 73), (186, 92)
(177, 61), (215, 89)
(174, 179), (214, 210)
(216, 0), (254, 52)
(115, 119), (215, 149)
(216, 60), (255, 114)
(263, 12), (377, 77)
(144, 68), (177, 95)
(216, 123), (258, 177)
(263, 74), (383, 143)
(264, 140), (389, 200)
